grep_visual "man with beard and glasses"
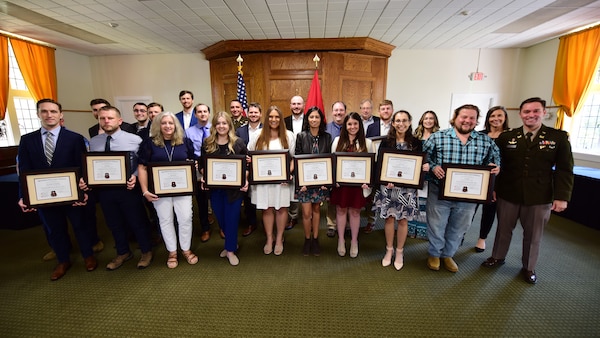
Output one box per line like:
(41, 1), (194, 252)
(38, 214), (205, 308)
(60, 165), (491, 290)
(423, 104), (500, 273)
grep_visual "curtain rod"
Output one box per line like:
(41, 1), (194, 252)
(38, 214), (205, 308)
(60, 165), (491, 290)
(0, 30), (56, 49)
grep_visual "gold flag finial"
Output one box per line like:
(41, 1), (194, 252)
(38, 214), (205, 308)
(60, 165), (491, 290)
(313, 54), (320, 68)
(237, 54), (244, 73)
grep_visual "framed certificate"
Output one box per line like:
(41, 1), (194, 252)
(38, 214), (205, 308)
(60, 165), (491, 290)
(294, 154), (334, 188)
(82, 152), (130, 187)
(368, 136), (386, 159)
(148, 161), (197, 197)
(249, 150), (290, 184)
(20, 167), (83, 207)
(334, 152), (374, 186)
(204, 154), (246, 189)
(377, 149), (426, 189)
(439, 164), (495, 203)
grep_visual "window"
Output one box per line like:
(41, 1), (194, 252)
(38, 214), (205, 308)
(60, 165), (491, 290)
(563, 59), (600, 161)
(0, 40), (38, 147)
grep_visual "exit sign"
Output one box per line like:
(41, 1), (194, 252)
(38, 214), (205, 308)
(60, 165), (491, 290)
(470, 72), (484, 81)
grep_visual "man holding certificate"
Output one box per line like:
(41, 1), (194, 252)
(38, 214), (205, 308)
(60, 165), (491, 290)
(423, 104), (500, 273)
(482, 97), (574, 284)
(83, 106), (154, 270)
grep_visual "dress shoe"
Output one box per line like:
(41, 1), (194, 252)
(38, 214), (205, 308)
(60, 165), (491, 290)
(242, 224), (257, 237)
(226, 252), (239, 266)
(50, 262), (71, 281)
(274, 241), (284, 256)
(137, 252), (153, 269)
(481, 257), (506, 268)
(382, 247), (394, 267)
(200, 231), (211, 242)
(349, 241), (358, 258)
(326, 228), (336, 238)
(220, 229), (226, 239)
(208, 214), (215, 225)
(302, 238), (311, 256)
(474, 247), (485, 253)
(84, 256), (98, 272)
(337, 240), (346, 257)
(106, 252), (133, 270)
(521, 268), (537, 284)
(474, 238), (486, 253)
(263, 241), (273, 255)
(427, 256), (440, 271)
(285, 219), (297, 230)
(92, 240), (104, 253)
(442, 257), (458, 273)
(42, 250), (56, 261)
(394, 248), (404, 271)
(363, 223), (375, 234)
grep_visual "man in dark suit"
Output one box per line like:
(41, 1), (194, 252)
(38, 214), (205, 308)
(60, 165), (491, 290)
(175, 90), (197, 130)
(89, 98), (136, 137)
(365, 99), (393, 138)
(482, 97), (574, 284)
(235, 102), (263, 236)
(359, 99), (380, 133)
(284, 95), (305, 230)
(18, 98), (97, 281)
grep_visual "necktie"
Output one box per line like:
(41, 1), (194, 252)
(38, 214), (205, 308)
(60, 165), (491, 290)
(202, 127), (208, 141)
(105, 135), (112, 151)
(525, 132), (533, 146)
(44, 131), (54, 165)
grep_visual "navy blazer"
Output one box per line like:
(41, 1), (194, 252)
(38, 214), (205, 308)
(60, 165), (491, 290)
(18, 127), (87, 196)
(366, 121), (381, 138)
(176, 110), (197, 130)
(235, 123), (262, 145)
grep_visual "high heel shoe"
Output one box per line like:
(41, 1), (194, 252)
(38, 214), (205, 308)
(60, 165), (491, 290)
(382, 246), (394, 267)
(337, 239), (346, 257)
(394, 248), (404, 270)
(350, 241), (358, 258)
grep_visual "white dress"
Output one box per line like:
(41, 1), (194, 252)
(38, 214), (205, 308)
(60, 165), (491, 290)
(248, 130), (295, 210)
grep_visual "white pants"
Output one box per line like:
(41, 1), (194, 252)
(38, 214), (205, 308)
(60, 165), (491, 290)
(153, 196), (193, 252)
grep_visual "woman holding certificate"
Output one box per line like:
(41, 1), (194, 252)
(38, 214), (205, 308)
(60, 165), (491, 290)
(138, 111), (199, 269)
(331, 112), (372, 258)
(201, 112), (249, 266)
(373, 110), (429, 270)
(248, 106), (295, 256)
(294, 107), (332, 256)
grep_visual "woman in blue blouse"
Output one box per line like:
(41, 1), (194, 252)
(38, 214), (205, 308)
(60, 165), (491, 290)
(138, 111), (199, 269)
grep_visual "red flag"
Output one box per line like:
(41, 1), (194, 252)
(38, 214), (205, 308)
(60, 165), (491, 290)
(305, 70), (325, 121)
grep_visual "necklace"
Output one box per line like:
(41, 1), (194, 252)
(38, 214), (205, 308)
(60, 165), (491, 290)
(164, 141), (175, 162)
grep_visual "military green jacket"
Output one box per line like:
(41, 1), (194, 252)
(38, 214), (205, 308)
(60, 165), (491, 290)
(495, 124), (574, 205)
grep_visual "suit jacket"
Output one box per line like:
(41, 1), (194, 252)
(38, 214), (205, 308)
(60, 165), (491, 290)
(235, 123), (262, 145)
(89, 122), (136, 138)
(176, 110), (197, 130)
(18, 127), (87, 197)
(366, 119), (383, 138)
(495, 125), (574, 205)
(285, 114), (303, 134)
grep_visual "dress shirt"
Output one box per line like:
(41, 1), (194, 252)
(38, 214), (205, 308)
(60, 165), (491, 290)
(41, 126), (60, 150)
(291, 114), (303, 135)
(380, 120), (391, 136)
(325, 122), (343, 139)
(423, 127), (500, 184)
(90, 129), (143, 175)
(248, 124), (262, 142)
(182, 112), (192, 130)
(362, 116), (375, 131)
(185, 123), (211, 157)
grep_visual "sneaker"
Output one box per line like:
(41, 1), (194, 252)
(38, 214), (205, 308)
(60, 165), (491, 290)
(137, 252), (153, 269)
(106, 252), (133, 270)
(92, 240), (104, 253)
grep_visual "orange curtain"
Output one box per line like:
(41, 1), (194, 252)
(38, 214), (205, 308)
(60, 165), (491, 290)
(10, 38), (57, 103)
(552, 25), (600, 129)
(0, 36), (8, 120)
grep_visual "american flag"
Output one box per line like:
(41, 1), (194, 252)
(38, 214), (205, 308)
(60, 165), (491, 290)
(237, 70), (248, 115)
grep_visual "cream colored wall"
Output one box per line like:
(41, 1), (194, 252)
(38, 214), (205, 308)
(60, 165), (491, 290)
(88, 53), (212, 123)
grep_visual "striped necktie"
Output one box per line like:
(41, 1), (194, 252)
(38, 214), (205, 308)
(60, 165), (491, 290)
(44, 131), (54, 165)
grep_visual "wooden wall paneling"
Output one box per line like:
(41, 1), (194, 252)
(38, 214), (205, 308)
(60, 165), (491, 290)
(339, 76), (375, 113)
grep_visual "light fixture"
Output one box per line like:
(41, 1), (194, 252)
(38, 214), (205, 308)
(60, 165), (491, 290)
(108, 22), (119, 28)
(460, 10), (472, 16)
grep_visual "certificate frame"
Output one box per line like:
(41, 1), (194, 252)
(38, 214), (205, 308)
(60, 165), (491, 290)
(20, 167), (83, 207)
(439, 164), (495, 203)
(82, 151), (130, 187)
(377, 149), (426, 189)
(293, 154), (334, 188)
(248, 150), (290, 184)
(334, 152), (375, 186)
(204, 154), (247, 189)
(368, 136), (387, 159)
(148, 161), (197, 197)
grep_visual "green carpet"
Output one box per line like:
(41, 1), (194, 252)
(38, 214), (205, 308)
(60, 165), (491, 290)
(1, 207), (599, 337)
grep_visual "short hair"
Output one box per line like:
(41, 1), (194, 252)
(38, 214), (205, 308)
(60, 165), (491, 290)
(195, 103), (211, 113)
(520, 97), (546, 110)
(99, 105), (122, 117)
(379, 99), (393, 109)
(147, 102), (164, 111)
(90, 98), (110, 107)
(331, 101), (346, 110)
(37, 98), (62, 111)
(360, 99), (373, 107)
(132, 102), (148, 109)
(248, 102), (262, 113)
(179, 90), (194, 99)
(150, 111), (185, 147)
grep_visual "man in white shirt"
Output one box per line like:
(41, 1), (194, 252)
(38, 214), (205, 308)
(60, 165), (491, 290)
(284, 95), (305, 229)
(175, 90), (197, 130)
(366, 99), (393, 138)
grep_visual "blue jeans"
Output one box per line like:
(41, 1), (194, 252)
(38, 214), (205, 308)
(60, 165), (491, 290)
(426, 183), (477, 258)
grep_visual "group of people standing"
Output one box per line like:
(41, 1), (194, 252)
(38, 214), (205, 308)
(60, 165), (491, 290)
(17, 93), (573, 285)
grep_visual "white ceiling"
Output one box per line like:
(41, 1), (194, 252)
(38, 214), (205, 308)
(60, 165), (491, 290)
(1, 0), (599, 56)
